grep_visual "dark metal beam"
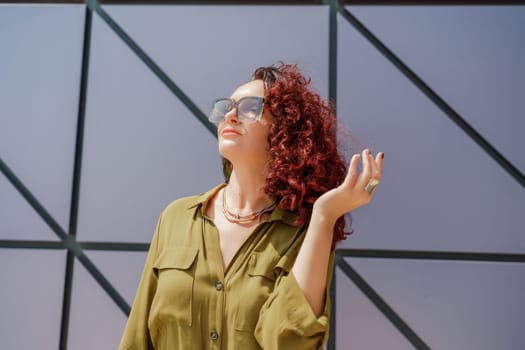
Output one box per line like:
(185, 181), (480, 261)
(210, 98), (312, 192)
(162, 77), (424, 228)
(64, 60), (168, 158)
(79, 241), (150, 251)
(329, 0), (338, 104)
(1, 1), (524, 4)
(99, 0), (329, 3)
(343, 0), (525, 4)
(0, 240), (64, 249)
(337, 249), (525, 263)
(0, 240), (150, 251)
(327, 2), (338, 347)
(2, 239), (525, 263)
(59, 5), (93, 350)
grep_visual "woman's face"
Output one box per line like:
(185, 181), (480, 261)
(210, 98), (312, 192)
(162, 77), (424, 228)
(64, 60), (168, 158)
(217, 79), (273, 168)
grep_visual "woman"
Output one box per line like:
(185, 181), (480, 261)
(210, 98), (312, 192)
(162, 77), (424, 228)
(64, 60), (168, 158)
(119, 63), (383, 350)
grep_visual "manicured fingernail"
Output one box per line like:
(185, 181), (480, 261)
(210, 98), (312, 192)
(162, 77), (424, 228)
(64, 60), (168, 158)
(381, 153), (385, 159)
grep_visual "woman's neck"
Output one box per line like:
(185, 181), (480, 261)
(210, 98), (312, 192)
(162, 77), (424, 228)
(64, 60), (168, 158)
(226, 164), (273, 213)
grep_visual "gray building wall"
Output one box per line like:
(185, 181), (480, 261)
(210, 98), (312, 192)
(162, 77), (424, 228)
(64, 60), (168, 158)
(1, 3), (524, 349)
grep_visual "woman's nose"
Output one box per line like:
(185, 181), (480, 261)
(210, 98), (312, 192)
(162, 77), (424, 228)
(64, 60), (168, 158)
(223, 107), (240, 123)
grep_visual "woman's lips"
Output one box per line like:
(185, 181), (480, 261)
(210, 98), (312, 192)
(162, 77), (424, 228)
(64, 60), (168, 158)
(221, 127), (242, 136)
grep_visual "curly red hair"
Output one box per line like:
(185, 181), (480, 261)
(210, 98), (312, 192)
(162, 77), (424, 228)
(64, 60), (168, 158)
(223, 63), (352, 246)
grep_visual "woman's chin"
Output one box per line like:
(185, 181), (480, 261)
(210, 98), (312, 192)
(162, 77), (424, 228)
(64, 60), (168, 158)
(218, 143), (239, 159)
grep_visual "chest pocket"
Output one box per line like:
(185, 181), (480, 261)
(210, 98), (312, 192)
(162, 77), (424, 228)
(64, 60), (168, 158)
(235, 249), (283, 333)
(151, 248), (198, 327)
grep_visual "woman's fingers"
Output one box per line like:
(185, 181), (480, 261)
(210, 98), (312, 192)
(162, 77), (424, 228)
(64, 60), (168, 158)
(320, 149), (383, 216)
(368, 151), (378, 180)
(359, 149), (385, 196)
(343, 149), (384, 195)
(364, 151), (383, 195)
(356, 149), (372, 189)
(369, 151), (383, 181)
(375, 152), (384, 181)
(343, 154), (360, 188)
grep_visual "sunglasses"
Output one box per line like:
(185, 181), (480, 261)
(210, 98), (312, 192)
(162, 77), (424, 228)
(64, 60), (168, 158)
(209, 96), (264, 124)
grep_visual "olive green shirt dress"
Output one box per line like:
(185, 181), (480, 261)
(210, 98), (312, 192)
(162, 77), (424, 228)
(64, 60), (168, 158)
(119, 184), (334, 350)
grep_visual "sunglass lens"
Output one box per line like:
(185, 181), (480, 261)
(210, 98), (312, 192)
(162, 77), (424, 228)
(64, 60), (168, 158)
(210, 100), (231, 123)
(238, 98), (260, 121)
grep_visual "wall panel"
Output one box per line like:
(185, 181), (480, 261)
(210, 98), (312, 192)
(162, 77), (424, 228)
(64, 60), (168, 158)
(335, 268), (415, 349)
(0, 249), (66, 350)
(0, 174), (57, 240)
(347, 257), (525, 349)
(0, 5), (85, 235)
(349, 6), (525, 174)
(0, 4), (523, 350)
(336, 10), (525, 253)
(77, 12), (223, 242)
(67, 259), (128, 350)
(104, 5), (330, 104)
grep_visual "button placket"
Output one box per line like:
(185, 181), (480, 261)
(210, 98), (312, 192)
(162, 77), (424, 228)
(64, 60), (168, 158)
(215, 280), (223, 291)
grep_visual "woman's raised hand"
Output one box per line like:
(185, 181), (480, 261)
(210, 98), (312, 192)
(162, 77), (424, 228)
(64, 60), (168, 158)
(313, 149), (384, 223)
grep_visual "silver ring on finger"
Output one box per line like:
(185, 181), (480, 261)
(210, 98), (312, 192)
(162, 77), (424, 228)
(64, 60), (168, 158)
(365, 178), (380, 194)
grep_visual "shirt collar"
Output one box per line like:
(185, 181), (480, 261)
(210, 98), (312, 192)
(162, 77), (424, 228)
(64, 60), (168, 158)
(187, 183), (298, 227)
(186, 183), (225, 209)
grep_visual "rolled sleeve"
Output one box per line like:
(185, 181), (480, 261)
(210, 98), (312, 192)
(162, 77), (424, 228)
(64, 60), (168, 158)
(254, 253), (334, 350)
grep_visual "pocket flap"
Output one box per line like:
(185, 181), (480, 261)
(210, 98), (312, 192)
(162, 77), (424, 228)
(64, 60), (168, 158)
(248, 251), (281, 281)
(275, 253), (294, 274)
(154, 247), (198, 271)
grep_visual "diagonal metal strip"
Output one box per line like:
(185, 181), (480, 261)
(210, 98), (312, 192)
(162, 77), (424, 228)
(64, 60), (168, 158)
(335, 255), (431, 349)
(85, 0), (217, 137)
(338, 5), (524, 187)
(0, 157), (131, 315)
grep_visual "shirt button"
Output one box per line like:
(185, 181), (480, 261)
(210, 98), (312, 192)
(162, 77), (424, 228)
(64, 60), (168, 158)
(215, 281), (223, 291)
(210, 330), (219, 340)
